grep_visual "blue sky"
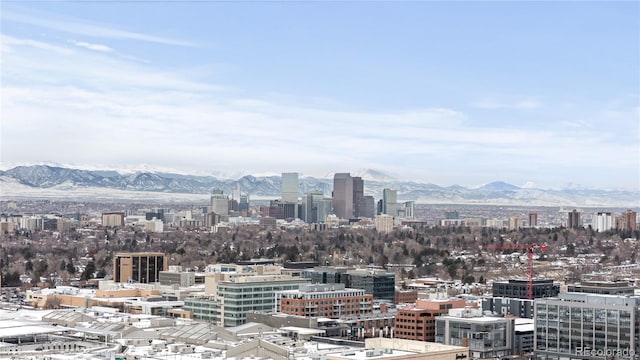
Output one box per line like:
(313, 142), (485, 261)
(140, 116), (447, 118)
(1, 1), (638, 190)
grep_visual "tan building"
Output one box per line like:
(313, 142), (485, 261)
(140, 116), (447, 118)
(113, 252), (167, 283)
(102, 212), (125, 227)
(375, 214), (395, 234)
(394, 298), (467, 342)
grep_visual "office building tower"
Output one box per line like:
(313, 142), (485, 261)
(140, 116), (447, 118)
(301, 193), (314, 223)
(382, 188), (397, 216)
(210, 189), (229, 216)
(594, 212), (613, 232)
(281, 172), (299, 203)
(333, 173), (354, 219)
(567, 209), (581, 228)
(102, 212), (125, 227)
(360, 196), (376, 218)
(352, 176), (364, 218)
(232, 184), (241, 203)
(239, 195), (249, 213)
(618, 209), (637, 231)
(316, 198), (333, 223)
(528, 212), (538, 228)
(535, 293), (640, 359)
(113, 252), (167, 283)
(396, 201), (415, 219)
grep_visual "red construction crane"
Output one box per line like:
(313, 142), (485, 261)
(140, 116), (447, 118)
(482, 243), (547, 300)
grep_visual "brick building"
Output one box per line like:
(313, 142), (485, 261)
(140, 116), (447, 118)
(394, 298), (467, 342)
(276, 283), (372, 318)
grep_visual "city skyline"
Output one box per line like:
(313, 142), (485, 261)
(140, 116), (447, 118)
(1, 2), (638, 191)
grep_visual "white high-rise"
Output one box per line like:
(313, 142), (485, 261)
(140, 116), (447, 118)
(594, 212), (613, 232)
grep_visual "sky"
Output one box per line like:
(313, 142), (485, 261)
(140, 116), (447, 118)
(1, 1), (639, 190)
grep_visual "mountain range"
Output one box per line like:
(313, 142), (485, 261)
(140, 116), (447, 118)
(0, 165), (638, 207)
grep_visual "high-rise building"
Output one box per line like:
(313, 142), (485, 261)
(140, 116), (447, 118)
(239, 195), (249, 213)
(113, 252), (167, 283)
(567, 209), (581, 228)
(210, 189), (229, 216)
(281, 172), (299, 203)
(618, 209), (637, 231)
(333, 173), (353, 219)
(382, 188), (397, 216)
(594, 212), (613, 232)
(396, 201), (415, 219)
(352, 177), (364, 218)
(360, 196), (376, 218)
(528, 212), (538, 228)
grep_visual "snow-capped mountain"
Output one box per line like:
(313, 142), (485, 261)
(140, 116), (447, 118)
(0, 165), (638, 207)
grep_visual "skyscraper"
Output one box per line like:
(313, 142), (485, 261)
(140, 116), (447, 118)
(281, 172), (299, 218)
(382, 188), (397, 216)
(567, 209), (581, 228)
(210, 189), (229, 216)
(281, 172), (299, 203)
(528, 212), (538, 228)
(619, 209), (637, 231)
(352, 176), (364, 218)
(333, 173), (353, 219)
(594, 212), (613, 232)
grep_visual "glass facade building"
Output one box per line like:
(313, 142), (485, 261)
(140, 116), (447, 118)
(534, 293), (639, 360)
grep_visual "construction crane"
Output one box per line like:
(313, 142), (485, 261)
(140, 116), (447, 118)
(482, 243), (547, 300)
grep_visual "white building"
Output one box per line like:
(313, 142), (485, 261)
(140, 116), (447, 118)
(145, 219), (164, 233)
(375, 214), (394, 234)
(594, 212), (613, 232)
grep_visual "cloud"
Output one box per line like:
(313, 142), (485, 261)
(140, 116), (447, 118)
(473, 97), (542, 110)
(69, 40), (113, 52)
(2, 8), (194, 47)
(1, 34), (637, 190)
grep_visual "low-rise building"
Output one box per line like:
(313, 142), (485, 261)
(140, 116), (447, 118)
(394, 299), (467, 342)
(276, 283), (372, 318)
(435, 307), (515, 359)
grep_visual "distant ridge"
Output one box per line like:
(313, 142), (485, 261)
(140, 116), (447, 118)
(0, 165), (638, 207)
